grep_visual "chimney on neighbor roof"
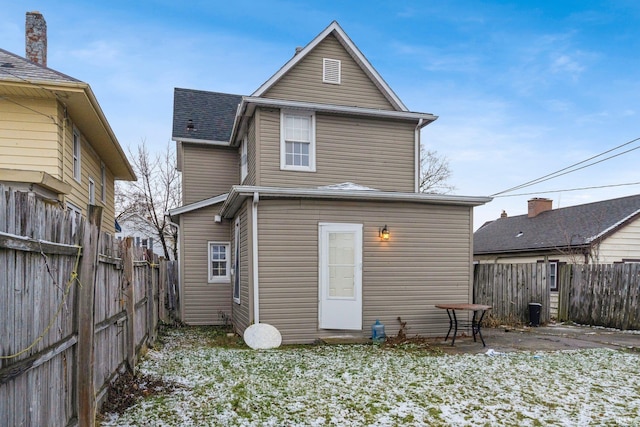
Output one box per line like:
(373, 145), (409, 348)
(26, 11), (47, 66)
(500, 210), (508, 218)
(527, 198), (552, 218)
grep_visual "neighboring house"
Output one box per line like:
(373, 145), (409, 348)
(168, 21), (491, 343)
(0, 12), (135, 233)
(474, 195), (640, 315)
(115, 213), (169, 258)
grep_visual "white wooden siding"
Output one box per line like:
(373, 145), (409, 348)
(596, 218), (640, 263)
(263, 34), (396, 110)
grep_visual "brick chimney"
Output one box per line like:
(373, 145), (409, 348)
(26, 11), (47, 66)
(500, 210), (508, 218)
(527, 198), (552, 218)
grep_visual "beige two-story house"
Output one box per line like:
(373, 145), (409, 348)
(0, 12), (135, 233)
(169, 21), (491, 343)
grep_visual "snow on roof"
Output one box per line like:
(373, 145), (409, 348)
(317, 182), (378, 191)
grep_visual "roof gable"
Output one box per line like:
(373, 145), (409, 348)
(474, 194), (640, 254)
(252, 21), (407, 111)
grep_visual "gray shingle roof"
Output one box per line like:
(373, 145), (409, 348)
(474, 194), (640, 254)
(172, 88), (243, 142)
(0, 48), (79, 84)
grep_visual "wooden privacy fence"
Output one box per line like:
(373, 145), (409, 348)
(473, 263), (551, 324)
(0, 187), (173, 427)
(559, 263), (640, 330)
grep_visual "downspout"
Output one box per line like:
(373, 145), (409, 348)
(252, 192), (260, 323)
(414, 119), (424, 193)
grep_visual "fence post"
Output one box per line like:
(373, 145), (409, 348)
(147, 254), (155, 343)
(158, 258), (167, 322)
(122, 237), (136, 370)
(76, 205), (102, 427)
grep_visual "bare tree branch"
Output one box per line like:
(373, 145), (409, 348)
(419, 149), (455, 194)
(116, 140), (181, 260)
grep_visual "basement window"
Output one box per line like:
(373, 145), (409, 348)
(323, 58), (341, 84)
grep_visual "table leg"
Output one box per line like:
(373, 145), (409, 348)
(444, 309), (453, 343)
(472, 310), (487, 347)
(451, 309), (458, 346)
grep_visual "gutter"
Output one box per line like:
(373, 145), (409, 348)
(221, 185), (492, 219)
(252, 192), (260, 323)
(229, 96), (438, 146)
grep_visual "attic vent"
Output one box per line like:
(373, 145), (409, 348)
(323, 58), (341, 84)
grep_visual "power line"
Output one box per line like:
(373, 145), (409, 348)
(490, 136), (640, 197)
(493, 181), (640, 198)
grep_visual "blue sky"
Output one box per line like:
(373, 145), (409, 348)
(2, 1), (639, 229)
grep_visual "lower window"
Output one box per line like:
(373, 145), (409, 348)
(208, 242), (230, 283)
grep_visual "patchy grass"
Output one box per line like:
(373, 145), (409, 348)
(100, 326), (640, 426)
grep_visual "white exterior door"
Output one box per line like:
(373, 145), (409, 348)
(318, 223), (362, 330)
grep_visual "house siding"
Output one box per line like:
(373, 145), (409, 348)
(232, 203), (252, 334)
(63, 114), (117, 234)
(179, 203), (233, 325)
(244, 117), (257, 186)
(0, 98), (118, 233)
(263, 34), (395, 110)
(257, 108), (416, 191)
(255, 198), (474, 344)
(595, 218), (640, 263)
(0, 97), (59, 175)
(182, 143), (239, 204)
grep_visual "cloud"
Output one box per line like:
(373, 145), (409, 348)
(550, 53), (585, 75)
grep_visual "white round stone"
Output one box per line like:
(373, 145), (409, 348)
(243, 323), (282, 350)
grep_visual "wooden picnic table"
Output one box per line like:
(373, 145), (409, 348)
(435, 303), (492, 347)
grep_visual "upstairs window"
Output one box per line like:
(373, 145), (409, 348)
(88, 178), (95, 204)
(280, 111), (316, 172)
(73, 129), (81, 182)
(323, 58), (341, 84)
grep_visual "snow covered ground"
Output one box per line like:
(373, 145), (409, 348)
(101, 327), (640, 426)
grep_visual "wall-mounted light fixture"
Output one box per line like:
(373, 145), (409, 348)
(186, 119), (196, 132)
(379, 225), (390, 241)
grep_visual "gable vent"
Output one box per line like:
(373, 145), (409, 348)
(323, 58), (341, 84)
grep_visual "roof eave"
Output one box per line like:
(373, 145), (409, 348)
(168, 193), (229, 217)
(230, 97), (437, 145)
(221, 185), (491, 219)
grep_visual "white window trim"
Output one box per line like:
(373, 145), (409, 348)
(233, 217), (241, 303)
(280, 110), (316, 172)
(72, 129), (81, 183)
(88, 177), (95, 204)
(323, 58), (341, 84)
(100, 162), (106, 203)
(549, 261), (558, 291)
(240, 136), (248, 183)
(208, 242), (231, 283)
